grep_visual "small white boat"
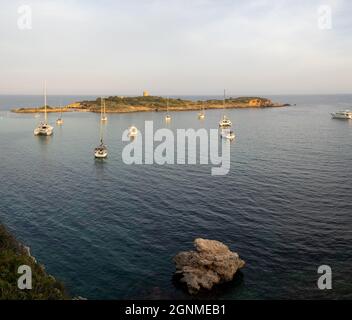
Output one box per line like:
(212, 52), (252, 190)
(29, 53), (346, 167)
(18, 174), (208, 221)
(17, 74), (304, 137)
(219, 90), (232, 128)
(101, 98), (108, 122)
(128, 125), (138, 138)
(34, 82), (54, 136)
(331, 110), (352, 119)
(94, 141), (108, 158)
(220, 128), (235, 140)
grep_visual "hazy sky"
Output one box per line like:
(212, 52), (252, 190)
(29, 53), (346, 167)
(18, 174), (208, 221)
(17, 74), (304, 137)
(0, 0), (351, 95)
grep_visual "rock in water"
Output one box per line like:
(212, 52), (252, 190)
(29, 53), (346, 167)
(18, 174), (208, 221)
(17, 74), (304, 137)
(173, 238), (245, 294)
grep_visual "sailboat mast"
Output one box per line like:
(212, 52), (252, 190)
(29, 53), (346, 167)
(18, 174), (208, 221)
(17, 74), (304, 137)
(100, 97), (103, 141)
(44, 81), (47, 123)
(101, 97), (103, 120)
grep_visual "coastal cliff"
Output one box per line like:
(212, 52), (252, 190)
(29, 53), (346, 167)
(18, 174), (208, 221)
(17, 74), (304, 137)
(12, 96), (285, 114)
(0, 224), (68, 300)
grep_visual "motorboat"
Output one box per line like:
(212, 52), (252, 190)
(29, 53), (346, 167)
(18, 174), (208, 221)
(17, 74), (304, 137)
(331, 110), (352, 119)
(220, 128), (235, 140)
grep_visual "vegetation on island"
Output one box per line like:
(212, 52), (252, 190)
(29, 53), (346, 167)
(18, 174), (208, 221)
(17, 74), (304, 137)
(0, 224), (68, 300)
(79, 95), (277, 113)
(12, 95), (283, 113)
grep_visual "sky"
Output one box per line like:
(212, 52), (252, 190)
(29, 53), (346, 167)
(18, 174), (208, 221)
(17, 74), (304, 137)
(0, 0), (351, 95)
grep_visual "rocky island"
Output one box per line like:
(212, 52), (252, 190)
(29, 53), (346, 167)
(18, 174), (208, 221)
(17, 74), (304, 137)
(12, 95), (285, 114)
(173, 238), (245, 295)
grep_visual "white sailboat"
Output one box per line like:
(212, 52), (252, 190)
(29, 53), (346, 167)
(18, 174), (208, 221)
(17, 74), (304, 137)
(219, 89), (235, 140)
(198, 102), (205, 120)
(220, 128), (236, 140)
(219, 90), (232, 128)
(165, 97), (171, 122)
(128, 125), (138, 138)
(34, 82), (54, 136)
(101, 97), (108, 122)
(56, 104), (64, 125)
(95, 101), (108, 158)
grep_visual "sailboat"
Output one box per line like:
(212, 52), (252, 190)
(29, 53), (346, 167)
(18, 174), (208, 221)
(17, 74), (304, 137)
(128, 125), (138, 138)
(219, 90), (235, 140)
(198, 102), (205, 120)
(219, 90), (232, 128)
(94, 100), (108, 158)
(101, 97), (108, 122)
(34, 82), (54, 136)
(56, 104), (64, 125)
(165, 97), (171, 122)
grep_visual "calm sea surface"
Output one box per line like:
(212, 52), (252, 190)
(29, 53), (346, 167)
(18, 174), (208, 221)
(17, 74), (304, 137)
(0, 94), (351, 299)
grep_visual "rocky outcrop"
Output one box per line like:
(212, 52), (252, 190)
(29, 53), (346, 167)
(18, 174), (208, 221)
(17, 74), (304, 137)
(173, 238), (245, 295)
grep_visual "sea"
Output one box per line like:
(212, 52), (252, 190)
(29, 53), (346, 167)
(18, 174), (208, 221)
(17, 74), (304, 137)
(0, 94), (351, 299)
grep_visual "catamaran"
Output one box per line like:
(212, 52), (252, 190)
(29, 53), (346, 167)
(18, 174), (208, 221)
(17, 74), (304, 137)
(95, 99), (108, 158)
(34, 82), (54, 136)
(331, 110), (352, 119)
(165, 97), (171, 122)
(101, 98), (108, 122)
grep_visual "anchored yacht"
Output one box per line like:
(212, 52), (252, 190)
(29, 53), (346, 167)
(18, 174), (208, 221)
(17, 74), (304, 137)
(128, 125), (138, 138)
(219, 90), (233, 128)
(34, 82), (54, 136)
(219, 115), (232, 128)
(56, 106), (64, 125)
(198, 103), (205, 120)
(165, 97), (171, 122)
(101, 98), (108, 122)
(95, 99), (108, 158)
(331, 110), (352, 119)
(220, 128), (235, 140)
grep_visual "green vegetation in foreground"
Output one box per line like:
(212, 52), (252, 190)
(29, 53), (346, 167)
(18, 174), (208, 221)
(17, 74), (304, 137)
(0, 224), (68, 300)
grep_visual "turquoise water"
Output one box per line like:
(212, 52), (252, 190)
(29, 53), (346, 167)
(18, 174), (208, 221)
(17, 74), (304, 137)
(0, 95), (351, 299)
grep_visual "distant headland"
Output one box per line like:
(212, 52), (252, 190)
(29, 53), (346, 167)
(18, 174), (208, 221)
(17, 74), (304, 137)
(11, 95), (288, 114)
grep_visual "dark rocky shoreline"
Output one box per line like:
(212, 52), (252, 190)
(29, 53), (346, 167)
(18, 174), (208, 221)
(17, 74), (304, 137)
(0, 224), (68, 300)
